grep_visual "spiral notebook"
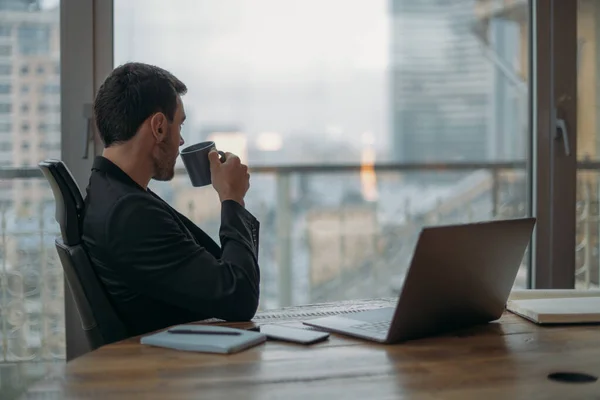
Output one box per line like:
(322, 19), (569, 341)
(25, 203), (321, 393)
(141, 325), (267, 354)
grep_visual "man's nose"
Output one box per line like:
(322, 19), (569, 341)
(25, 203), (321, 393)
(179, 136), (185, 146)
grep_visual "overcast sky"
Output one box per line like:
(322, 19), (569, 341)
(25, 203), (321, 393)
(113, 0), (391, 154)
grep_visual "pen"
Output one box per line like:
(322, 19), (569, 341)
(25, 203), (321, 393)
(167, 329), (242, 336)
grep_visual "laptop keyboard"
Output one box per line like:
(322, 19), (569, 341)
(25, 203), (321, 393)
(349, 320), (391, 334)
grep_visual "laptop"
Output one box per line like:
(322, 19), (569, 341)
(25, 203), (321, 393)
(303, 217), (536, 343)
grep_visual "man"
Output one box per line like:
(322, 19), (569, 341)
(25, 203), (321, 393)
(82, 62), (260, 338)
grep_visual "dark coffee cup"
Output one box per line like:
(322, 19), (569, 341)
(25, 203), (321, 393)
(180, 141), (225, 187)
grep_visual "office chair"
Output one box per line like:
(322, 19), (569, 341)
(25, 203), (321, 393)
(39, 159), (127, 357)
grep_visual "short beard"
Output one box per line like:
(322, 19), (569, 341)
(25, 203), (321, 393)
(152, 160), (175, 181)
(152, 143), (176, 182)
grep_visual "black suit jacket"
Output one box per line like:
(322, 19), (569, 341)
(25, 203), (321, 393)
(81, 156), (260, 337)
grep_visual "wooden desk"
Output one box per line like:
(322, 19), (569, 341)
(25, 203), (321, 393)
(25, 298), (600, 399)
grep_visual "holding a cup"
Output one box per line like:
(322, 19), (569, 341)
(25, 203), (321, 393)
(180, 141), (250, 206)
(180, 141), (226, 187)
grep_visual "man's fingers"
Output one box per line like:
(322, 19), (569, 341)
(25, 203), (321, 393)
(224, 152), (240, 165)
(208, 149), (222, 166)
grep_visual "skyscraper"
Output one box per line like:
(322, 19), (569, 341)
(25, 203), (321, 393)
(0, 0), (62, 361)
(389, 0), (525, 163)
(0, 0), (60, 212)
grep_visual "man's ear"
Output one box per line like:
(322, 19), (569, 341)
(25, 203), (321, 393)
(149, 112), (168, 142)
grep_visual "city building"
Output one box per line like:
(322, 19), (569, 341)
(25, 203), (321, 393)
(390, 0), (526, 163)
(0, 0), (61, 362)
(0, 0), (59, 216)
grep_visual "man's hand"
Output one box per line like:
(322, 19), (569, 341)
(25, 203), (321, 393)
(209, 150), (250, 206)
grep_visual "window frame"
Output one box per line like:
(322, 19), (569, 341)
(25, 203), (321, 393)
(61, 0), (113, 361)
(532, 0), (577, 288)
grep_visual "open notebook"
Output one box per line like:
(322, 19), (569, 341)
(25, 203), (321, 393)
(507, 296), (600, 324)
(141, 325), (267, 354)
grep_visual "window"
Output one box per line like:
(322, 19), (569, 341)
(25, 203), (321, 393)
(42, 83), (59, 94)
(0, 65), (11, 75)
(0, 45), (11, 57)
(21, 142), (29, 150)
(0, 142), (11, 151)
(21, 84), (30, 94)
(0, 84), (11, 94)
(577, 1), (600, 289)
(21, 103), (29, 112)
(20, 65), (29, 75)
(41, 140), (60, 151)
(42, 198), (54, 210)
(115, 0), (533, 308)
(36, 65), (44, 74)
(0, 25), (11, 37)
(0, 122), (10, 132)
(38, 103), (60, 113)
(17, 24), (50, 55)
(21, 122), (29, 132)
(0, 104), (11, 113)
(38, 122), (60, 133)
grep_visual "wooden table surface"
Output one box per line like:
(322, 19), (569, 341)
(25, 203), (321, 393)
(24, 298), (600, 400)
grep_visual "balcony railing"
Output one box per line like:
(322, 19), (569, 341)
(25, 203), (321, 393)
(1, 159), (599, 366)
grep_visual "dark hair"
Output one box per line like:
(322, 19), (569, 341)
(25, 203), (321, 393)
(94, 62), (187, 147)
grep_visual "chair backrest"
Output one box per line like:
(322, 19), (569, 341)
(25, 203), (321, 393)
(40, 159), (84, 245)
(39, 159), (127, 354)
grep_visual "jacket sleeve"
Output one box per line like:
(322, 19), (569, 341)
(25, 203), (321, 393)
(105, 194), (261, 321)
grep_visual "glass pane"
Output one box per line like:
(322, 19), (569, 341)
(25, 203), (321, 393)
(577, 0), (600, 289)
(114, 0), (532, 308)
(0, 0), (64, 394)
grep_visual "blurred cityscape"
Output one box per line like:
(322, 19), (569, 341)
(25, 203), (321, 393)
(0, 0), (596, 382)
(121, 0), (532, 308)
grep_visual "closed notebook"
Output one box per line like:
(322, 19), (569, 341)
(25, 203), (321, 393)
(507, 297), (600, 324)
(140, 325), (267, 354)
